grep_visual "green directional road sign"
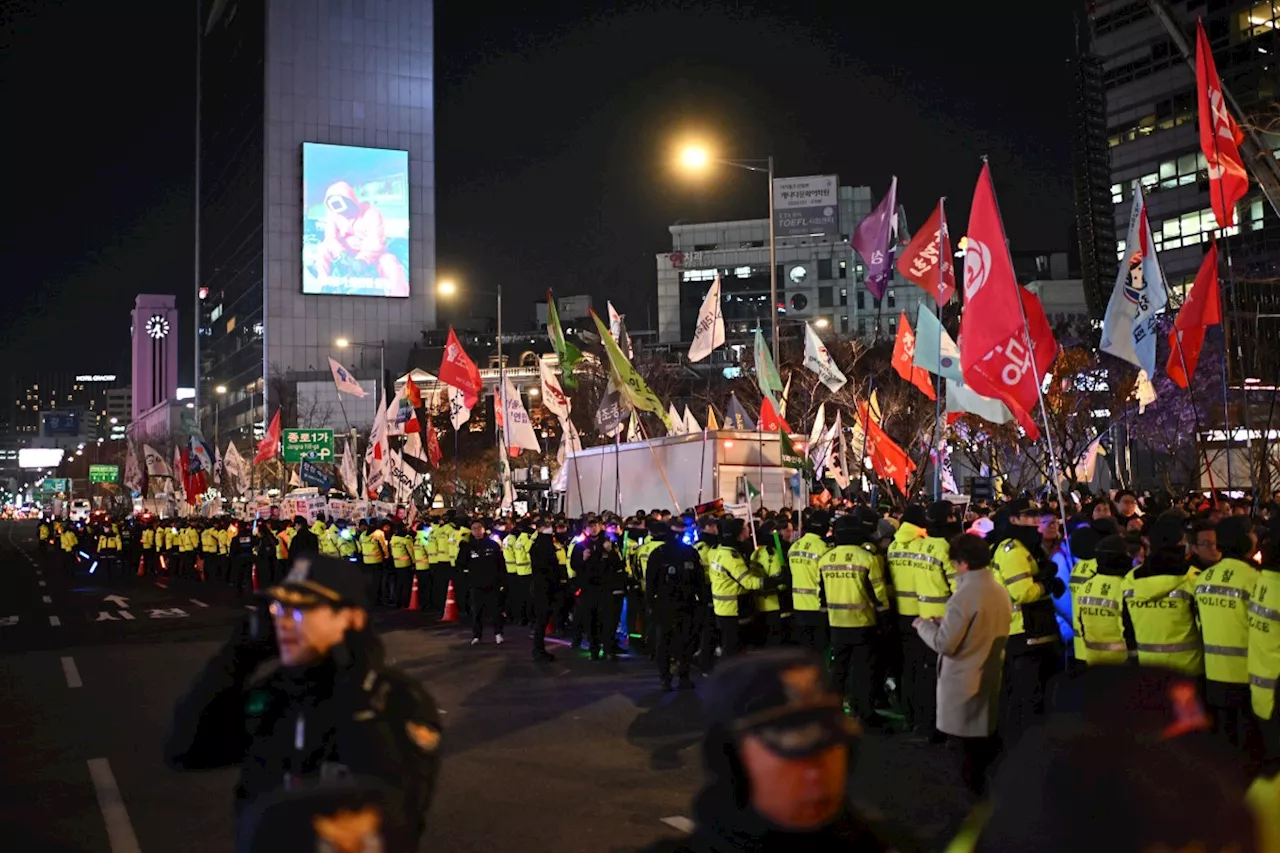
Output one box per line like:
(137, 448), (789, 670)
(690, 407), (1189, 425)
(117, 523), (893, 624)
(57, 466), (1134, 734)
(282, 428), (335, 463)
(88, 464), (119, 483)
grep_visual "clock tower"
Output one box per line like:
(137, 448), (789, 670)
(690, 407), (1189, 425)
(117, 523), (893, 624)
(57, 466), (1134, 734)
(131, 294), (179, 420)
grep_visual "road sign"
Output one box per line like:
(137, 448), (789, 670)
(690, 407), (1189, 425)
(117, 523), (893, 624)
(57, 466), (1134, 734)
(89, 464), (119, 483)
(282, 429), (335, 463)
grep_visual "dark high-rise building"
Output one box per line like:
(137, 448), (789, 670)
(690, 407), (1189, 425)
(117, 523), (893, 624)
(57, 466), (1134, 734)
(197, 0), (436, 446)
(1088, 0), (1279, 380)
(1069, 16), (1118, 317)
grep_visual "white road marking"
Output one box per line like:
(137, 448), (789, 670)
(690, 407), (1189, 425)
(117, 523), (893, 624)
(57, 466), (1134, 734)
(189, 598), (210, 608)
(0, 616), (18, 626)
(61, 656), (82, 688)
(87, 758), (142, 853)
(661, 816), (696, 834)
(49, 615), (61, 626)
(42, 595), (52, 604)
(154, 582), (167, 589)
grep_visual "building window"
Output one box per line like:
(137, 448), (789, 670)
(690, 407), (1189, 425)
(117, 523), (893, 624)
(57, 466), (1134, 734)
(1152, 204), (1244, 252)
(838, 260), (847, 279)
(819, 287), (833, 308)
(839, 287), (847, 306)
(817, 258), (833, 279)
(1111, 183), (1123, 204)
(856, 291), (865, 310)
(857, 318), (867, 337)
(1239, 1), (1278, 39)
(841, 315), (850, 334)
(888, 316), (897, 334)
(887, 289), (896, 309)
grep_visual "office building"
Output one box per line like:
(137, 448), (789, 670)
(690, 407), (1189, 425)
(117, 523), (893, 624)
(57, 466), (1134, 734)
(197, 0), (436, 447)
(654, 183), (927, 355)
(1088, 0), (1279, 378)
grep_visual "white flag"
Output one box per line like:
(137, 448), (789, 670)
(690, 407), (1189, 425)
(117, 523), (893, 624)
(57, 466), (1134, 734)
(938, 443), (959, 495)
(829, 412), (851, 490)
(1133, 368), (1157, 414)
(327, 357), (368, 397)
(448, 385), (471, 430)
(388, 449), (426, 502)
(552, 423), (575, 492)
(339, 440), (360, 496)
(289, 468), (302, 489)
(538, 357), (571, 419)
(608, 301), (625, 342)
(803, 323), (848, 392)
(125, 443), (144, 493)
(687, 273), (725, 363)
(499, 451), (515, 510)
(667, 403), (686, 435)
(223, 441), (247, 492)
(364, 390), (389, 496)
(807, 402), (827, 468)
(779, 374), (792, 419)
(682, 406), (699, 433)
(626, 411), (641, 442)
(501, 378), (542, 454)
(1101, 182), (1167, 377)
(1074, 435), (1106, 484)
(143, 444), (172, 478)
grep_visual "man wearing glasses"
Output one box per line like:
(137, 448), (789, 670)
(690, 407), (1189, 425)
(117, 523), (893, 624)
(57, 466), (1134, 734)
(165, 554), (441, 850)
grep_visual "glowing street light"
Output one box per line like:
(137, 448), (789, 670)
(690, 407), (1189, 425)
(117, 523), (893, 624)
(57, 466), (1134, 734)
(678, 144), (711, 171)
(214, 384), (227, 395)
(437, 279), (457, 297)
(814, 317), (830, 329)
(335, 337), (350, 349)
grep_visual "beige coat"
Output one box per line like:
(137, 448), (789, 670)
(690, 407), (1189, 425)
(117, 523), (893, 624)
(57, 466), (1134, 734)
(916, 567), (1012, 737)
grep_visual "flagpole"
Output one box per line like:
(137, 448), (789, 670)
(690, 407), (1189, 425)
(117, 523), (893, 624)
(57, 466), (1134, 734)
(613, 425), (621, 514)
(933, 198), (947, 500)
(634, 418), (683, 513)
(1208, 145), (1245, 491)
(982, 156), (1071, 532)
(858, 376), (873, 503)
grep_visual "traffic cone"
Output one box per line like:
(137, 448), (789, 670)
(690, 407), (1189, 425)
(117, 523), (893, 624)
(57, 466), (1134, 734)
(251, 563), (260, 592)
(546, 617), (556, 637)
(136, 557), (145, 577)
(442, 581), (458, 622)
(405, 575), (420, 610)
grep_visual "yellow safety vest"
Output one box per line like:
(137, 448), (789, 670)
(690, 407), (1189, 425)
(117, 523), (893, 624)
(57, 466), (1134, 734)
(1247, 569), (1280, 720)
(275, 527), (294, 560)
(141, 529), (154, 549)
(201, 528), (219, 554)
(817, 544), (882, 629)
(914, 536), (954, 620)
(708, 545), (763, 617)
(360, 531), (385, 565)
(337, 529), (357, 558)
(632, 538), (661, 591)
(885, 523), (924, 618)
(993, 538), (1046, 637)
(1074, 572), (1128, 666)
(1123, 571), (1203, 676)
(390, 534), (414, 568)
(319, 527), (340, 557)
(1195, 557), (1259, 685)
(751, 544), (785, 613)
(1068, 557), (1099, 660)
(789, 532), (830, 614)
(413, 531), (430, 570)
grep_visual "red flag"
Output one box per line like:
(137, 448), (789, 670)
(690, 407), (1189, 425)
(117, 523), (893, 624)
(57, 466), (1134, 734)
(895, 199), (955, 304)
(958, 163), (1058, 439)
(438, 327), (483, 408)
(757, 396), (791, 434)
(425, 424), (443, 468)
(858, 401), (915, 493)
(891, 312), (937, 400)
(253, 410), (281, 465)
(1166, 242), (1222, 389)
(1196, 19), (1248, 229)
(405, 375), (423, 409)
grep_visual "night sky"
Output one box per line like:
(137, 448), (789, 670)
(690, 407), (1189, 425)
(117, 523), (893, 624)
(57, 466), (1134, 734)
(1, 0), (1082, 381)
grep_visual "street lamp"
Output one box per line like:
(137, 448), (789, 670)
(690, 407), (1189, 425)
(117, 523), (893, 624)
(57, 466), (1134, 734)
(677, 142), (779, 366)
(213, 384), (226, 450)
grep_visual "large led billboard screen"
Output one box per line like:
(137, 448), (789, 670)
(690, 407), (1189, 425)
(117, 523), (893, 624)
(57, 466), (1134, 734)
(302, 142), (409, 298)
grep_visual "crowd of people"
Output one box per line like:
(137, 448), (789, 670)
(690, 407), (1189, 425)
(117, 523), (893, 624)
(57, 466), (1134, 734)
(35, 488), (1280, 850)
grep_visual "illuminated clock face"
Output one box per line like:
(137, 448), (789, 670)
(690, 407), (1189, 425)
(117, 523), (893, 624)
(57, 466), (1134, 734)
(788, 265), (807, 284)
(146, 315), (170, 339)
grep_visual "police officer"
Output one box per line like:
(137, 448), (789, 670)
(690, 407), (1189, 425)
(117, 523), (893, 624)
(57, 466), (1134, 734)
(992, 498), (1065, 748)
(1196, 515), (1262, 761)
(1074, 534), (1133, 666)
(790, 511), (832, 657)
(164, 554), (442, 851)
(645, 517), (703, 690)
(570, 517), (606, 650)
(914, 501), (962, 739)
(709, 518), (767, 657)
(1123, 513), (1202, 678)
(456, 519), (506, 645)
(527, 518), (564, 662)
(228, 519), (255, 597)
(886, 505), (926, 731)
(819, 509), (887, 728)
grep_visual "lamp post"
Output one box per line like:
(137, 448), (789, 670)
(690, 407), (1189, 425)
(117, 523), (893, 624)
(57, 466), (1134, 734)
(678, 145), (778, 366)
(334, 338), (387, 403)
(438, 279), (505, 506)
(214, 385), (226, 450)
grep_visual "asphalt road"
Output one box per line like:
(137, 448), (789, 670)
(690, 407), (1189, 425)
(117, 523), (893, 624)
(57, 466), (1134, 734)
(0, 520), (972, 852)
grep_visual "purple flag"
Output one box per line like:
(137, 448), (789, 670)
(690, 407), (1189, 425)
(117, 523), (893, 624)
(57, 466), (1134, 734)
(851, 176), (898, 301)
